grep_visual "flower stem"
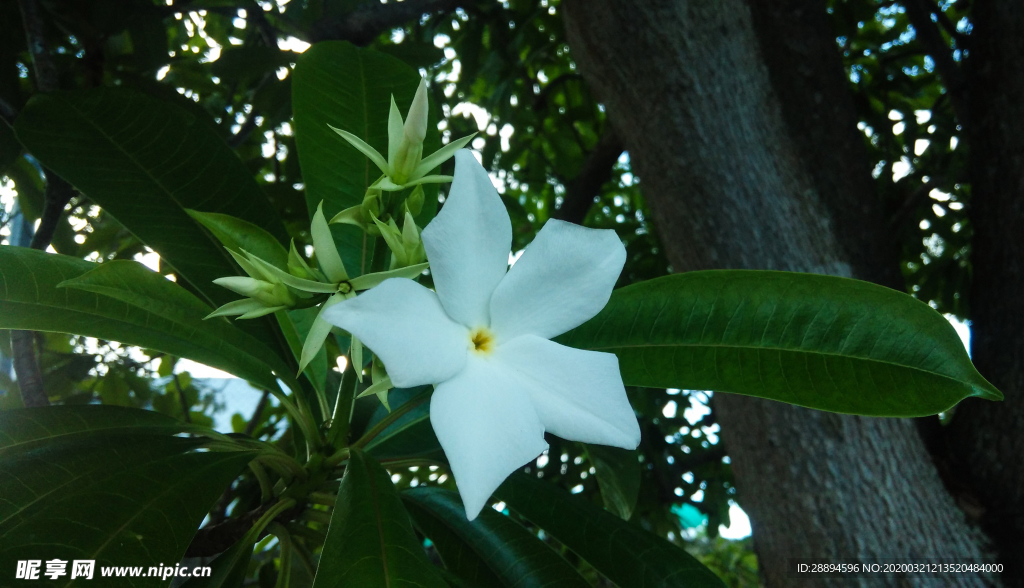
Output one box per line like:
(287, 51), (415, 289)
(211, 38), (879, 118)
(326, 361), (358, 449)
(242, 498), (297, 546)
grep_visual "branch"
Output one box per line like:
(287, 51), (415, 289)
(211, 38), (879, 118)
(904, 0), (969, 127)
(14, 0), (70, 408)
(28, 174), (75, 250)
(553, 130), (624, 225)
(308, 0), (464, 45)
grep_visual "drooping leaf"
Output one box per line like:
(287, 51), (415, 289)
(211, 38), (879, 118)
(585, 444), (641, 520)
(495, 474), (725, 588)
(60, 258), (299, 392)
(313, 449), (447, 588)
(558, 271), (1001, 417)
(292, 41), (441, 275)
(0, 406), (256, 587)
(186, 210), (290, 270)
(403, 487), (590, 588)
(0, 248), (288, 393)
(13, 87), (288, 308)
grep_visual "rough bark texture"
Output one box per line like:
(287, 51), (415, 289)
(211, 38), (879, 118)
(562, 1), (995, 586)
(947, 0), (1024, 580)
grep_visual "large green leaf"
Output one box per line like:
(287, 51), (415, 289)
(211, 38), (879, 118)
(585, 444), (641, 521)
(0, 248), (288, 393)
(558, 271), (1001, 417)
(292, 41), (441, 275)
(495, 474), (725, 588)
(61, 258), (300, 392)
(13, 87), (288, 308)
(313, 449), (447, 588)
(403, 487), (590, 588)
(0, 406), (255, 587)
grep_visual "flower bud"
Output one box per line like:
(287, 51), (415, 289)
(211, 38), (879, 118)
(405, 185), (425, 217)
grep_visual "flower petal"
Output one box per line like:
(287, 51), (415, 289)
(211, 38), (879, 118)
(246, 255), (338, 294)
(413, 133), (476, 179)
(322, 278), (468, 387)
(497, 335), (640, 449)
(298, 293), (345, 374)
(328, 124), (390, 176)
(490, 219), (625, 341)
(205, 298), (264, 319)
(421, 150), (511, 327)
(430, 356), (548, 520)
(348, 262), (428, 291)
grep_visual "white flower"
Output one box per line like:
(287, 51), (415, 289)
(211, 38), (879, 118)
(323, 150), (640, 519)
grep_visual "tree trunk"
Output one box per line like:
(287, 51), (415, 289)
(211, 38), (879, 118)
(562, 1), (996, 586)
(946, 0), (1024, 580)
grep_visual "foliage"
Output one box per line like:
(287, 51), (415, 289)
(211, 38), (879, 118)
(0, 1), (996, 587)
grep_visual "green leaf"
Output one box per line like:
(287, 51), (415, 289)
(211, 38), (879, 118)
(495, 474), (725, 588)
(313, 449), (448, 588)
(585, 444), (641, 520)
(558, 271), (1002, 417)
(0, 248), (289, 393)
(63, 258), (299, 392)
(0, 406), (256, 587)
(292, 41), (441, 274)
(403, 487), (590, 588)
(180, 537), (256, 588)
(186, 210), (290, 270)
(13, 87), (288, 308)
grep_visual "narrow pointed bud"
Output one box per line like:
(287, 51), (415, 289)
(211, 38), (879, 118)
(388, 96), (404, 166)
(213, 276), (270, 299)
(404, 79), (429, 143)
(213, 276), (295, 307)
(402, 212), (425, 266)
(312, 201), (349, 283)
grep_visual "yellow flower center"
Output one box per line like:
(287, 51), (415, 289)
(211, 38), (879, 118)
(469, 328), (494, 354)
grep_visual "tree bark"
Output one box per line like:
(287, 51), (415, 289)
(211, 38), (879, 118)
(947, 0), (1024, 580)
(562, 1), (996, 586)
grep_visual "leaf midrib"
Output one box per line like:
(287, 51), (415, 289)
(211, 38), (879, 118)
(56, 92), (242, 306)
(575, 340), (985, 390)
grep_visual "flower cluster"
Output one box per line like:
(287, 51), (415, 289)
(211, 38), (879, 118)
(209, 79), (640, 519)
